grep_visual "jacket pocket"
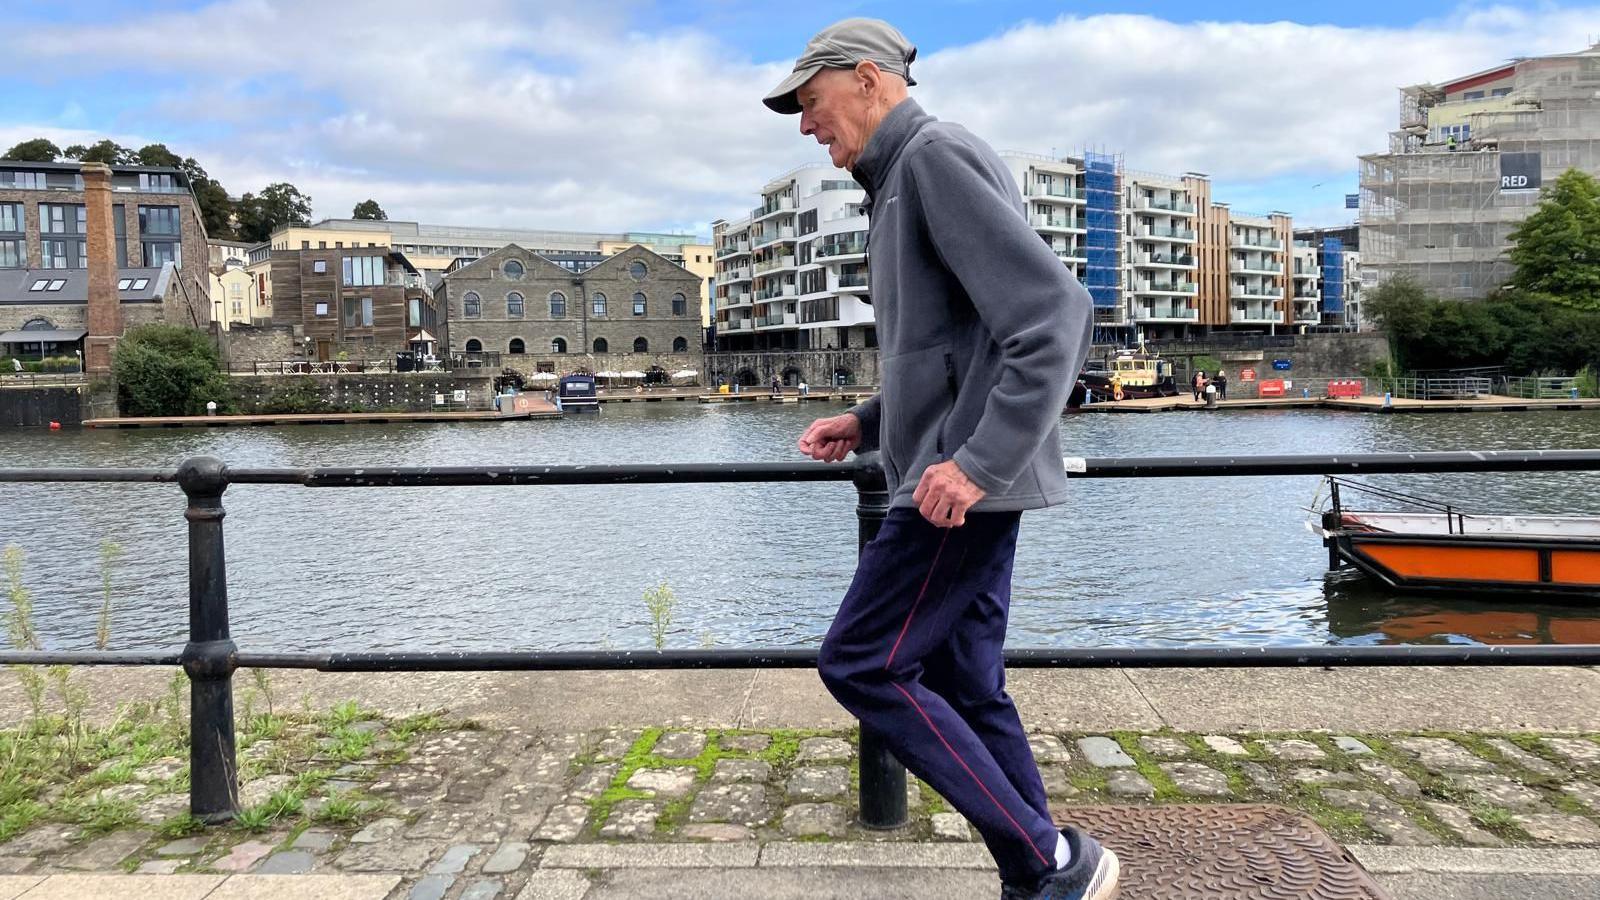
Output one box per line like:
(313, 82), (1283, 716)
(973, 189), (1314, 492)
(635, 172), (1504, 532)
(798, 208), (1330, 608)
(881, 343), (958, 486)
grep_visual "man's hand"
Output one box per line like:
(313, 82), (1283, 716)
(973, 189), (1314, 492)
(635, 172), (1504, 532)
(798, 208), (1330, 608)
(913, 460), (986, 527)
(797, 413), (862, 463)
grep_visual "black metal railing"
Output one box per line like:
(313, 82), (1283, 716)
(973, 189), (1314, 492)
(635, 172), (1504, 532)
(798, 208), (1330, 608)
(5, 450), (1600, 830)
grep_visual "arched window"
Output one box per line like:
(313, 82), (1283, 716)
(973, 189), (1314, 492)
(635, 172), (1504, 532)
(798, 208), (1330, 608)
(551, 337), (567, 354)
(673, 336), (689, 352)
(463, 292), (480, 318)
(633, 337), (649, 353)
(509, 338), (526, 354)
(465, 338), (483, 353)
(549, 291), (567, 318)
(592, 292), (607, 316)
(593, 337), (608, 353)
(503, 260), (524, 279)
(632, 292), (646, 316)
(671, 293), (687, 316)
(506, 292), (524, 318)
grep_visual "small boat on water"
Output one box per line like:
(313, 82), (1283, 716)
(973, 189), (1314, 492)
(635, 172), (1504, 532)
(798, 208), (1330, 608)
(1312, 477), (1600, 600)
(1067, 345), (1179, 407)
(557, 374), (600, 413)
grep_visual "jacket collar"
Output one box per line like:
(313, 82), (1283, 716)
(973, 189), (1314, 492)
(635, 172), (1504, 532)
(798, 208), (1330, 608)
(851, 98), (931, 200)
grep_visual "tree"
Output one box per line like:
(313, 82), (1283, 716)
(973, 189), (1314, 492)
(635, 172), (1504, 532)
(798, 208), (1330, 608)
(351, 199), (387, 220)
(140, 146), (237, 240)
(135, 143), (182, 168)
(111, 324), (233, 417)
(63, 139), (137, 165)
(234, 183), (313, 243)
(1508, 168), (1600, 308)
(1, 138), (61, 162)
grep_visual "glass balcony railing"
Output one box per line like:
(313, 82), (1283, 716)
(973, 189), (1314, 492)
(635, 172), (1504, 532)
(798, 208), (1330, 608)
(817, 239), (868, 258)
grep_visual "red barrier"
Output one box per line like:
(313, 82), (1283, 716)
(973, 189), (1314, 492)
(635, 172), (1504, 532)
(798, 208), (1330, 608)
(1257, 379), (1286, 397)
(1326, 379), (1364, 399)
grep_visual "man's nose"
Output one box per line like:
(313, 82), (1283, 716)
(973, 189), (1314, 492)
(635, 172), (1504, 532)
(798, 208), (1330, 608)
(799, 111), (815, 136)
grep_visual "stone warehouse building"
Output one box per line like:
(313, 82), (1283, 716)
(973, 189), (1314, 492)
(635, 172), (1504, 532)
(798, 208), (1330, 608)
(437, 244), (703, 366)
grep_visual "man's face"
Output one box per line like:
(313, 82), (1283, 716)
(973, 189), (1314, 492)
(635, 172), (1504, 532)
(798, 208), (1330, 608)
(798, 67), (873, 171)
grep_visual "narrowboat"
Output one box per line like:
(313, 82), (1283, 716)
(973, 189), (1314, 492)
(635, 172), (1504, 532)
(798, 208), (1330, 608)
(1313, 477), (1600, 600)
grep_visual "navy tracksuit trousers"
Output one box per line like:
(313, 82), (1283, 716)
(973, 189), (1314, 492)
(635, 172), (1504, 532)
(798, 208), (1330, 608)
(818, 507), (1059, 885)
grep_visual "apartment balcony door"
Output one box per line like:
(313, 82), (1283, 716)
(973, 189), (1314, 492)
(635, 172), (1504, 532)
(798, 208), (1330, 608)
(316, 340), (331, 362)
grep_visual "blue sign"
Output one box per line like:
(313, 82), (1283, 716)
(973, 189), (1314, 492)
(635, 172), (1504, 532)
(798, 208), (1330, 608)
(1272, 359), (1292, 371)
(1345, 193), (1359, 209)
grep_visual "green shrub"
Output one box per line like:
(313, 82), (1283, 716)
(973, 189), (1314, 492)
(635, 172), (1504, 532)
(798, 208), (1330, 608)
(254, 376), (327, 414)
(111, 325), (234, 417)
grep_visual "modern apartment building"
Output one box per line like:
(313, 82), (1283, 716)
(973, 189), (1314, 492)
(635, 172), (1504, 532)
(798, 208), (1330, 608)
(1359, 43), (1600, 297)
(268, 245), (440, 360)
(266, 220), (714, 328)
(714, 155), (1308, 347)
(1295, 225), (1362, 329)
(712, 164), (872, 351)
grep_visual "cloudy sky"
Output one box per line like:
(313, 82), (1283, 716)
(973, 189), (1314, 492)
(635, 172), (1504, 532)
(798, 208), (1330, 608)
(6, 0), (1597, 236)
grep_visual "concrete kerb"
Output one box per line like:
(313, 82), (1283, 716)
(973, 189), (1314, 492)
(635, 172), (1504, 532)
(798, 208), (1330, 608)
(1350, 846), (1600, 875)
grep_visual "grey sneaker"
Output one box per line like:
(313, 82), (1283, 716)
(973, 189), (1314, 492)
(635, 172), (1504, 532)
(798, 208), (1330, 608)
(999, 882), (1034, 900)
(1031, 826), (1119, 899)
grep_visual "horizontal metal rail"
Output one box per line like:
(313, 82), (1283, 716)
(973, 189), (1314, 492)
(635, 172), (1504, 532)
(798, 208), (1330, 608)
(9, 449), (1600, 488)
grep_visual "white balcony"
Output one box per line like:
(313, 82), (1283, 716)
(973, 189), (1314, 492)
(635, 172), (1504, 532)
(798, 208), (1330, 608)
(715, 241), (751, 259)
(1134, 252), (1194, 268)
(722, 267), (752, 284)
(753, 197), (796, 220)
(1031, 214), (1086, 233)
(755, 311), (799, 329)
(753, 255), (797, 274)
(725, 318), (753, 331)
(1293, 299), (1321, 324)
(1231, 301), (1280, 323)
(753, 227), (797, 249)
(1233, 234), (1283, 251)
(1231, 285), (1282, 301)
(1135, 196), (1196, 216)
(1025, 183), (1084, 204)
(1230, 259), (1283, 275)
(1132, 281), (1198, 296)
(816, 239), (867, 262)
(835, 273), (869, 293)
(1133, 303), (1199, 322)
(1139, 225), (1196, 243)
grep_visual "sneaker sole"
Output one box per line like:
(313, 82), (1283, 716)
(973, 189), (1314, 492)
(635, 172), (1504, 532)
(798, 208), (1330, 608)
(1084, 848), (1120, 900)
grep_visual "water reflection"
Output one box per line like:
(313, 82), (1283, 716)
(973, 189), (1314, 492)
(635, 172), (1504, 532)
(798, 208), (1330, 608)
(1322, 572), (1600, 645)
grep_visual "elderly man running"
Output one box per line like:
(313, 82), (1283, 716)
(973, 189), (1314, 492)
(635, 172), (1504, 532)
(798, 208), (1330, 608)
(778, 18), (1118, 900)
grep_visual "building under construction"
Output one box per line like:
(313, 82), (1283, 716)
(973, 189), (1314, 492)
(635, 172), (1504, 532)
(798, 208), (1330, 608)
(1359, 44), (1600, 299)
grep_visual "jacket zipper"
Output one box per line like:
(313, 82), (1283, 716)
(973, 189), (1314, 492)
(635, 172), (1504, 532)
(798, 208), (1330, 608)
(937, 352), (958, 458)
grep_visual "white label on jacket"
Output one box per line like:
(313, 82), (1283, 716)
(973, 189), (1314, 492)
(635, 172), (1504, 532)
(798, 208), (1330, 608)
(1062, 456), (1087, 473)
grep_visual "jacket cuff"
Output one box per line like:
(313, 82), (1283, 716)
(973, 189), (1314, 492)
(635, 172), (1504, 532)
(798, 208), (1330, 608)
(848, 395), (881, 453)
(952, 445), (1013, 495)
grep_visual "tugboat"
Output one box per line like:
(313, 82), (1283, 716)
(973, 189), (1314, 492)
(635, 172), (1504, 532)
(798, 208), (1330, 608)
(557, 373), (600, 413)
(1068, 344), (1179, 407)
(1312, 477), (1600, 600)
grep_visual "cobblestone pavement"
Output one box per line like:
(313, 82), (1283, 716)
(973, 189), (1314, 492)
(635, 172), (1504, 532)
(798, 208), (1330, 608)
(1, 721), (1597, 899)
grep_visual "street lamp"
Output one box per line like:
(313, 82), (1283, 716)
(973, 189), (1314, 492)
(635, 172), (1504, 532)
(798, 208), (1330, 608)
(75, 349), (83, 374)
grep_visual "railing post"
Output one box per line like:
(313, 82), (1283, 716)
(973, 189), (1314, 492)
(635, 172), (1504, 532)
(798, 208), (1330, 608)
(177, 456), (239, 824)
(852, 452), (909, 829)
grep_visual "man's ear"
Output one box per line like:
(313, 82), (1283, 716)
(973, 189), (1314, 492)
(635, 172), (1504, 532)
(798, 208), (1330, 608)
(855, 60), (882, 95)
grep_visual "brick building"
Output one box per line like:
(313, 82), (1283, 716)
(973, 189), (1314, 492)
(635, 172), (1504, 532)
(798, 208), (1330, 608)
(269, 246), (440, 361)
(437, 244), (703, 364)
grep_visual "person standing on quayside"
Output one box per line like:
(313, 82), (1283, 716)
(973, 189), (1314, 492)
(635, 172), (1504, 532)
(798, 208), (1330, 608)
(781, 19), (1119, 900)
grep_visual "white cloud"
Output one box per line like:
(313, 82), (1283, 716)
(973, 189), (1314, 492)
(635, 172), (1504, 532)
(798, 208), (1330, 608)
(4, 2), (1598, 232)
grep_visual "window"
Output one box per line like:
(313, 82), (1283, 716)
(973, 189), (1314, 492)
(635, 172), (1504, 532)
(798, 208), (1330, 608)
(593, 338), (608, 353)
(671, 293), (687, 316)
(113, 204), (127, 267)
(117, 278), (133, 290)
(548, 291), (566, 318)
(43, 240), (71, 269)
(143, 241), (179, 266)
(335, 242), (343, 249)
(342, 298), (373, 327)
(138, 172), (176, 191)
(550, 337), (567, 354)
(230, 283), (244, 300)
(29, 279), (47, 291)
(314, 302), (329, 316)
(409, 298), (422, 326)
(1463, 90), (1484, 100)
(46, 280), (64, 291)
(312, 260), (327, 274)
(504, 292), (524, 318)
(302, 240), (310, 249)
(463, 292), (481, 318)
(342, 255), (383, 286)
(465, 339), (482, 353)
(630, 260), (648, 280)
(592, 292), (607, 316)
(633, 292), (646, 316)
(0, 240), (21, 268)
(1492, 87), (1512, 97)
(131, 278), (148, 290)
(799, 209), (818, 235)
(673, 337), (689, 352)
(137, 206), (179, 235)
(504, 260), (524, 278)
(41, 204), (85, 234)
(318, 241), (326, 249)
(510, 338), (527, 354)
(0, 203), (21, 233)
(633, 337), (648, 353)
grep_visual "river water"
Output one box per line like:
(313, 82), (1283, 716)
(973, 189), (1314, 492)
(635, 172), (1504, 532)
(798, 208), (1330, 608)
(3, 404), (1600, 652)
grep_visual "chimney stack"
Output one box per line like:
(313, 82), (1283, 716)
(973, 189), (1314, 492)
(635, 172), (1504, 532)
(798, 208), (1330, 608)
(82, 163), (120, 374)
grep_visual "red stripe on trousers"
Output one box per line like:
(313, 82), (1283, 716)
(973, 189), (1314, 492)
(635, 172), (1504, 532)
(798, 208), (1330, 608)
(883, 529), (951, 670)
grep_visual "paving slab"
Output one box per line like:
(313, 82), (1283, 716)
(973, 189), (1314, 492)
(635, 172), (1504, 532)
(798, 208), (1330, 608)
(541, 843), (760, 869)
(1349, 846), (1600, 875)
(760, 842), (995, 869)
(16, 874), (225, 899)
(1378, 873), (1600, 899)
(585, 867), (999, 899)
(512, 870), (590, 900)
(0, 876), (43, 900)
(1127, 666), (1600, 732)
(206, 874), (402, 899)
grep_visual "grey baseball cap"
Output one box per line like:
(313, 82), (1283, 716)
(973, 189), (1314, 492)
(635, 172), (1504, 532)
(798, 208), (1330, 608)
(763, 18), (917, 115)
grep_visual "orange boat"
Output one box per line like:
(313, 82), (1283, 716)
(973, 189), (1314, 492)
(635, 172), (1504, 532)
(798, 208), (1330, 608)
(1313, 477), (1600, 600)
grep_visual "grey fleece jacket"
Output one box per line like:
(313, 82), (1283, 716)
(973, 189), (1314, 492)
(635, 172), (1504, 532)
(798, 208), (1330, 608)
(847, 98), (1093, 511)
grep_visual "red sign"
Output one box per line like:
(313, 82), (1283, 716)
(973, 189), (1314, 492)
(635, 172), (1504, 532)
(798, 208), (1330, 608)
(1240, 368), (1257, 382)
(1258, 379), (1286, 397)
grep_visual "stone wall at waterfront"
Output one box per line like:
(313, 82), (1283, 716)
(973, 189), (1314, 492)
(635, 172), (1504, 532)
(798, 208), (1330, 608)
(704, 350), (880, 387)
(216, 322), (299, 369)
(230, 372), (497, 413)
(1155, 333), (1392, 380)
(0, 384), (83, 426)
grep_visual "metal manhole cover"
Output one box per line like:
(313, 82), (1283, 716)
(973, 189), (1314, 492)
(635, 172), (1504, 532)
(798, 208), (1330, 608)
(1053, 804), (1390, 899)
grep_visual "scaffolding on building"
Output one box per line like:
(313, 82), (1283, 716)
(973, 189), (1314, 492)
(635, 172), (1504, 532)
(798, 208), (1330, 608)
(1083, 151), (1123, 334)
(1359, 45), (1600, 299)
(1321, 238), (1345, 324)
